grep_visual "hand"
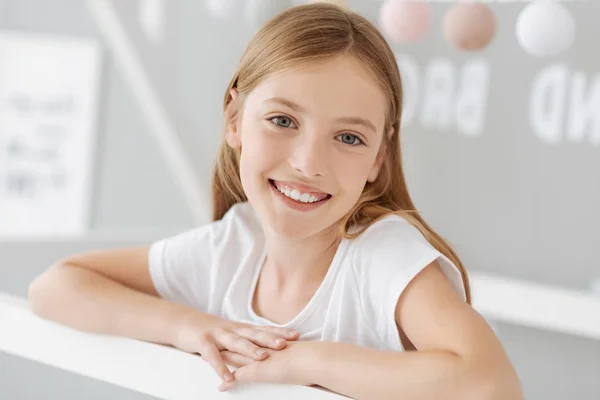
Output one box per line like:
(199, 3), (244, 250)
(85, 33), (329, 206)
(172, 311), (299, 383)
(217, 341), (316, 392)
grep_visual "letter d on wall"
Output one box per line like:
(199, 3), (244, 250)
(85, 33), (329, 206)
(529, 65), (568, 145)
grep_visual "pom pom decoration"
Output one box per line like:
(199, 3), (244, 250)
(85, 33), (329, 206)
(379, 0), (432, 44)
(516, 0), (575, 58)
(309, 0), (349, 10)
(205, 0), (237, 19)
(245, 0), (293, 29)
(443, 2), (496, 52)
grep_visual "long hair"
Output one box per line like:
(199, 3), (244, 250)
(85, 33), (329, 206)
(212, 3), (471, 303)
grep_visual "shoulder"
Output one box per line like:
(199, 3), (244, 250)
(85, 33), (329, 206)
(147, 202), (263, 308)
(150, 201), (263, 262)
(350, 214), (465, 306)
(350, 213), (436, 266)
(347, 212), (466, 307)
(213, 201), (264, 242)
(343, 214), (467, 349)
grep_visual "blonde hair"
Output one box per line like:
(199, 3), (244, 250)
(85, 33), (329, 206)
(212, 3), (471, 303)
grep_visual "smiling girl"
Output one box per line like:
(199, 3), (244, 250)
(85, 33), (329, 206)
(29, 3), (522, 399)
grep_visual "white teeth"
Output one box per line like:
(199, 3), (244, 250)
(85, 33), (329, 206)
(299, 193), (310, 202)
(275, 184), (324, 203)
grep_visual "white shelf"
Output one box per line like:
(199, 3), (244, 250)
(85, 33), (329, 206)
(2, 272), (599, 399)
(0, 293), (344, 400)
(471, 272), (600, 341)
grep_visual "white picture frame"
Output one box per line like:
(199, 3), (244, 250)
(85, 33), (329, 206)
(0, 31), (102, 239)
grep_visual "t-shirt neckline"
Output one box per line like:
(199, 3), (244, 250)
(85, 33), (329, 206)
(246, 238), (349, 329)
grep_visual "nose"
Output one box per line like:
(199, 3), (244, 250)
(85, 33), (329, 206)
(289, 134), (328, 178)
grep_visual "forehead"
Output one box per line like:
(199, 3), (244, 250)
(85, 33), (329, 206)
(247, 56), (387, 130)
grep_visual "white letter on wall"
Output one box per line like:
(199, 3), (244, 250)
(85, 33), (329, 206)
(396, 53), (419, 128)
(420, 58), (455, 132)
(529, 65), (568, 145)
(455, 59), (490, 137)
(567, 71), (600, 146)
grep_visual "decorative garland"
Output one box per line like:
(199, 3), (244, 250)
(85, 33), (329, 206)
(204, 0), (577, 58)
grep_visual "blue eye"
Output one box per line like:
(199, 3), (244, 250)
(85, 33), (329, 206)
(269, 116), (295, 129)
(337, 133), (364, 146)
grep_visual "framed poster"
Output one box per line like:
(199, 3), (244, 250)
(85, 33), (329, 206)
(0, 31), (102, 238)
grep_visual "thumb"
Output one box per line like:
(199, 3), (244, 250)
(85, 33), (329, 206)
(217, 364), (262, 392)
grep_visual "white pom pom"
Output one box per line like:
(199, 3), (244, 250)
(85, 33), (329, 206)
(516, 0), (575, 58)
(245, 0), (292, 30)
(205, 0), (237, 19)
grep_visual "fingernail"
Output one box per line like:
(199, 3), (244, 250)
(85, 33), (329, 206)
(288, 330), (298, 337)
(222, 372), (233, 382)
(275, 338), (284, 346)
(256, 349), (266, 356)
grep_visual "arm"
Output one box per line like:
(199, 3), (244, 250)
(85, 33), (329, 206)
(28, 247), (207, 345)
(301, 262), (523, 400)
(29, 247), (299, 383)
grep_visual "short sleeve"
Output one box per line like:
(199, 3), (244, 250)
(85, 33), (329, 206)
(351, 215), (467, 348)
(148, 223), (215, 309)
(148, 202), (263, 313)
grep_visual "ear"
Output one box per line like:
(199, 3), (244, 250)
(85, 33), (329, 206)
(225, 88), (241, 149)
(367, 134), (388, 183)
(367, 151), (384, 183)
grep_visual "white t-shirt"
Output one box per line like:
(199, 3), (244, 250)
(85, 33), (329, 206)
(149, 202), (466, 351)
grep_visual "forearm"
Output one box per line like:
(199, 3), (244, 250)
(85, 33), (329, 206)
(303, 342), (520, 400)
(29, 264), (203, 345)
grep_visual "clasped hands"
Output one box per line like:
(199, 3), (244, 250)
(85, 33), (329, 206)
(173, 312), (314, 392)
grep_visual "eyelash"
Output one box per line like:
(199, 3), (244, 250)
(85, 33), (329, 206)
(268, 115), (366, 146)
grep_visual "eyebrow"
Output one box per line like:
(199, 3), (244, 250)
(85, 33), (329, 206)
(264, 97), (377, 134)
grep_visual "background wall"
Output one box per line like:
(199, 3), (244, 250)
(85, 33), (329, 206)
(1, 0), (599, 398)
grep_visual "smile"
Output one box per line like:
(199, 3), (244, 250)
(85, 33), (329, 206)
(268, 179), (331, 211)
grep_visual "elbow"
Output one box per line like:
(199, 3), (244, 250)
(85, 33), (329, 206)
(28, 264), (62, 317)
(28, 272), (49, 317)
(466, 367), (524, 400)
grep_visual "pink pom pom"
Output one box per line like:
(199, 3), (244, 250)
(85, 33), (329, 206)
(379, 0), (431, 44)
(444, 2), (496, 52)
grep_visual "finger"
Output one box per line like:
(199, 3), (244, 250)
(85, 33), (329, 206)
(259, 326), (300, 341)
(218, 365), (258, 392)
(219, 332), (270, 361)
(197, 339), (233, 383)
(221, 350), (255, 368)
(236, 324), (299, 341)
(236, 327), (290, 350)
(218, 381), (236, 392)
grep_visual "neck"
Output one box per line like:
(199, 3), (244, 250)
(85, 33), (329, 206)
(261, 225), (341, 285)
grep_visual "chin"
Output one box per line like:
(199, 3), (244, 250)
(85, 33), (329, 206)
(265, 211), (321, 240)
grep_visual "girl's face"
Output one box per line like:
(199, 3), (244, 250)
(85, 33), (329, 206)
(228, 55), (388, 240)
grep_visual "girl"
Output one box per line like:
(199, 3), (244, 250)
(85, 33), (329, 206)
(29, 4), (522, 399)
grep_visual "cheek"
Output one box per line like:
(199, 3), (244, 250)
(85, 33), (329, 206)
(238, 123), (284, 180)
(329, 159), (372, 211)
(333, 154), (375, 192)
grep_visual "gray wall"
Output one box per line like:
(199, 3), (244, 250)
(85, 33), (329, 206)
(1, 0), (599, 398)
